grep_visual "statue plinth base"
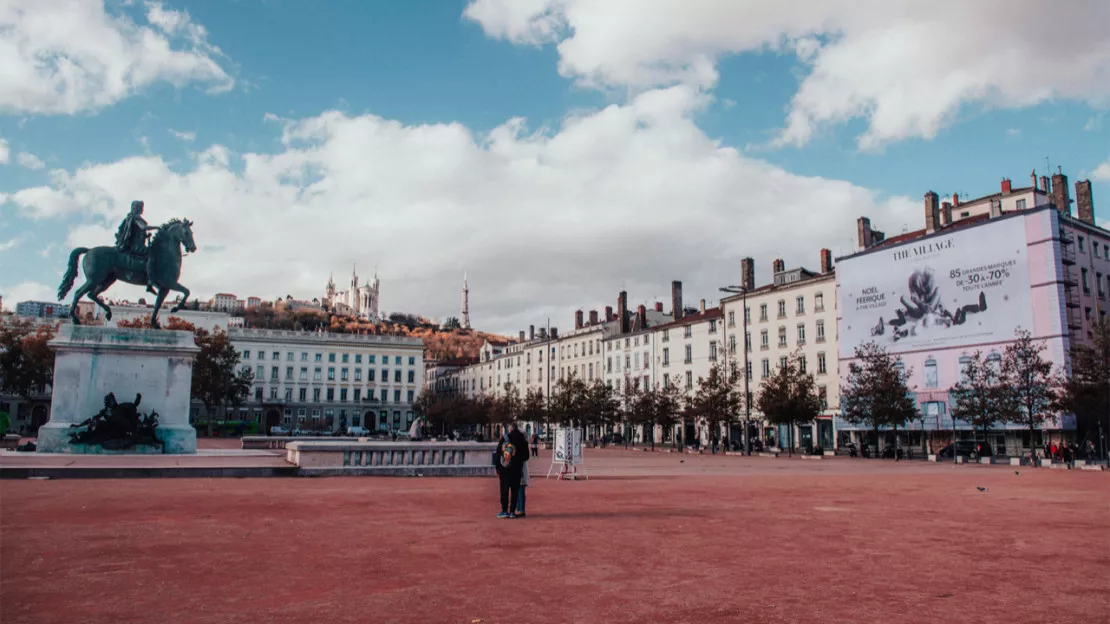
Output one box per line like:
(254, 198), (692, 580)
(37, 325), (200, 454)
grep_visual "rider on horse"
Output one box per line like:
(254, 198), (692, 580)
(114, 200), (159, 294)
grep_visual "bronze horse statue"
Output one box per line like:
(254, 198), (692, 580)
(57, 219), (197, 329)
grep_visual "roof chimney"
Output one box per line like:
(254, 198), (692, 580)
(636, 304), (647, 331)
(857, 217), (873, 250)
(588, 310), (598, 326)
(772, 258), (785, 274)
(820, 248), (833, 274)
(604, 305), (613, 322)
(1031, 170), (1038, 190)
(740, 257), (755, 290)
(574, 309), (584, 329)
(1051, 170), (1071, 216)
(550, 327), (558, 339)
(538, 327), (547, 339)
(940, 202), (953, 227)
(618, 291), (629, 334)
(671, 281), (683, 322)
(654, 301), (663, 312)
(924, 191), (940, 234)
(529, 325), (535, 340)
(1040, 176), (1050, 197)
(698, 299), (706, 314)
(1075, 179), (1095, 226)
(951, 192), (959, 207)
(519, 330), (526, 342)
(1001, 178), (1012, 194)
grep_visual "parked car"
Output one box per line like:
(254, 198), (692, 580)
(939, 440), (993, 458)
(270, 426), (290, 436)
(292, 428), (312, 437)
(347, 426), (370, 436)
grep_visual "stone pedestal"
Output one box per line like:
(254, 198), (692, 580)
(37, 325), (200, 454)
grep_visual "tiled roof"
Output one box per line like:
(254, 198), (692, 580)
(651, 307), (722, 331)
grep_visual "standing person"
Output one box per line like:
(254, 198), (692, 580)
(495, 422), (530, 518)
(530, 431), (539, 457)
(516, 448), (530, 518)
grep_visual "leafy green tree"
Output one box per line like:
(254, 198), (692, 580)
(192, 330), (254, 436)
(1001, 329), (1060, 461)
(585, 378), (620, 437)
(755, 353), (822, 455)
(549, 374), (590, 428)
(685, 363), (743, 449)
(950, 351), (1007, 444)
(441, 316), (461, 330)
(1058, 318), (1110, 459)
(0, 319), (56, 400)
(840, 342), (917, 459)
(520, 387), (547, 430)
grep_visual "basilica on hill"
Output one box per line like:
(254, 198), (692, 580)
(324, 266), (381, 321)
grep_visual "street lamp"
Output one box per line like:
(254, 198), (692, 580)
(719, 285), (752, 456)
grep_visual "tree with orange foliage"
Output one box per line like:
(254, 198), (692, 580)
(0, 319), (57, 399)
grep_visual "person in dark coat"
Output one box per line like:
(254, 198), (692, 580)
(495, 422), (531, 518)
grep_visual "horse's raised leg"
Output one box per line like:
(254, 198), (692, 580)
(69, 281), (93, 325)
(150, 287), (170, 329)
(168, 281), (191, 313)
(88, 279), (116, 321)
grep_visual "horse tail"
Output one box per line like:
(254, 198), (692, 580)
(57, 247), (88, 300)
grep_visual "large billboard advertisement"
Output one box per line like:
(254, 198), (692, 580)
(838, 216), (1033, 359)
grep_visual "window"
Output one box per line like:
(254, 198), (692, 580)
(663, 373), (670, 388)
(816, 320), (826, 343)
(257, 351), (266, 360)
(299, 388), (307, 401)
(301, 352), (308, 361)
(341, 368), (349, 381)
(779, 356), (788, 369)
(709, 320), (717, 334)
(328, 353), (336, 363)
(355, 354), (362, 364)
(761, 359), (770, 378)
(380, 389), (388, 402)
(254, 387), (262, 400)
(1095, 243), (1102, 259)
(1016, 198), (1026, 210)
(343, 353), (350, 364)
(761, 329), (769, 349)
(663, 329), (669, 342)
(1082, 268), (1090, 294)
(382, 369), (388, 382)
(924, 358), (938, 388)
(285, 366), (293, 380)
(684, 325), (693, 338)
(624, 354), (631, 370)
(662, 348), (670, 366)
(958, 356), (971, 383)
(394, 390), (402, 403)
(709, 341), (718, 361)
(312, 388), (320, 402)
(242, 350), (250, 359)
(368, 369), (376, 382)
(326, 388), (334, 402)
(643, 351), (650, 369)
(760, 304), (768, 321)
(256, 365), (264, 379)
(354, 369), (362, 381)
(817, 386), (827, 410)
(1078, 235), (1086, 252)
(394, 370), (401, 383)
(327, 367), (335, 381)
(1098, 272), (1105, 298)
(744, 307), (751, 324)
(777, 300), (786, 318)
(685, 371), (693, 387)
(797, 324), (806, 345)
(684, 344), (692, 364)
(368, 355), (376, 364)
(395, 356), (402, 365)
(315, 353), (322, 362)
(340, 388), (348, 402)
(817, 352), (827, 374)
(778, 326), (787, 347)
(408, 371), (415, 383)
(796, 295), (805, 314)
(729, 335), (737, 354)
(798, 356), (806, 373)
(354, 389), (361, 402)
(607, 356), (613, 372)
(728, 311), (735, 327)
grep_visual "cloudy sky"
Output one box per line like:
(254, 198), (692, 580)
(2, 0), (1109, 333)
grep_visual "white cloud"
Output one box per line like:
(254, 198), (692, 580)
(1092, 157), (1110, 182)
(0, 281), (56, 308)
(17, 151), (45, 169)
(0, 236), (23, 252)
(465, 0), (1110, 149)
(9, 89), (916, 332)
(169, 129), (197, 142)
(0, 137), (8, 164)
(1005, 128), (1021, 137)
(0, 0), (233, 115)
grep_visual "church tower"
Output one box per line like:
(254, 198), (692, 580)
(460, 273), (471, 329)
(325, 273), (336, 308)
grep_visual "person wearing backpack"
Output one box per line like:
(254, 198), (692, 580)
(494, 422), (531, 518)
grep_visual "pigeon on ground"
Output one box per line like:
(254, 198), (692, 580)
(680, 459), (685, 463)
(976, 486), (988, 492)
(1015, 471), (1021, 476)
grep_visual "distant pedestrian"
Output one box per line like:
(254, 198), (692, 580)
(495, 422), (530, 519)
(712, 435), (719, 455)
(516, 451), (530, 518)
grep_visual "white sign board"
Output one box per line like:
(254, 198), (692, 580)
(553, 427), (583, 465)
(838, 216), (1033, 358)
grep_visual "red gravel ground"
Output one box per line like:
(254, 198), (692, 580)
(2, 451), (1108, 624)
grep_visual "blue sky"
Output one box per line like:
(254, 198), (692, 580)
(1, 0), (1108, 332)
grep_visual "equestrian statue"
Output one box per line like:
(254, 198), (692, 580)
(57, 200), (197, 329)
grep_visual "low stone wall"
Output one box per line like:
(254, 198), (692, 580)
(286, 441), (498, 477)
(241, 436), (345, 450)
